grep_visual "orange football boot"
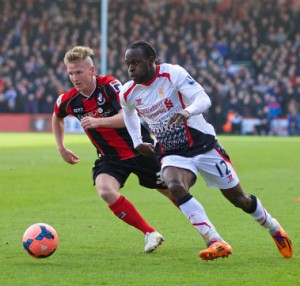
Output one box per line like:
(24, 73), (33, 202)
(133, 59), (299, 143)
(199, 241), (232, 261)
(271, 220), (293, 258)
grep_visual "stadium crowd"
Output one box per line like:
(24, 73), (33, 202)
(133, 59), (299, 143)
(0, 0), (299, 135)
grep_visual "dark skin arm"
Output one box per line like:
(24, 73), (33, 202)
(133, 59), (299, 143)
(135, 143), (155, 156)
(168, 110), (190, 124)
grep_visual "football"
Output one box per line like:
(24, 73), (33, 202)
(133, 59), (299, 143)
(22, 223), (59, 258)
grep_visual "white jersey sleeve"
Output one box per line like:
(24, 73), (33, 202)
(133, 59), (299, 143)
(170, 64), (211, 116)
(120, 64), (217, 156)
(120, 84), (143, 148)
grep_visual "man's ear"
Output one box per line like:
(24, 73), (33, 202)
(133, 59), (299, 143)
(148, 56), (155, 63)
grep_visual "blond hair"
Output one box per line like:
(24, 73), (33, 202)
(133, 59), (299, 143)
(64, 46), (94, 65)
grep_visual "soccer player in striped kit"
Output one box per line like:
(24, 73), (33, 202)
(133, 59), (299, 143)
(52, 46), (176, 253)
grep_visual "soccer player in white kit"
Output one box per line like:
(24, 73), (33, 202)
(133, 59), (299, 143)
(120, 40), (293, 260)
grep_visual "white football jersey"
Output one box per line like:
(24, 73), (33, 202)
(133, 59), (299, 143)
(120, 63), (217, 157)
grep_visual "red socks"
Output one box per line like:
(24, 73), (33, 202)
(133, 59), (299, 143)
(109, 195), (155, 234)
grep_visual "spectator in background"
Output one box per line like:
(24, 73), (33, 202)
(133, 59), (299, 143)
(24, 93), (39, 114)
(0, 0), (299, 137)
(4, 82), (17, 113)
(267, 94), (282, 124)
(231, 111), (243, 134)
(206, 104), (227, 134)
(41, 94), (55, 114)
(254, 106), (270, 135)
(287, 99), (300, 135)
(0, 93), (7, 112)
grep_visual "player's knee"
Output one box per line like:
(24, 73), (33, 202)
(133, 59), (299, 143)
(167, 179), (188, 199)
(97, 185), (117, 203)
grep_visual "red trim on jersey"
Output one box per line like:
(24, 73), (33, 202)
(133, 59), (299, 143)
(123, 82), (137, 102)
(97, 75), (117, 86)
(178, 91), (193, 147)
(142, 66), (160, 86)
(156, 65), (171, 82)
(54, 104), (60, 116)
(158, 143), (166, 154)
(54, 88), (78, 117)
(143, 76), (156, 86)
(102, 129), (136, 160)
(141, 65), (172, 86)
(87, 130), (105, 156)
(214, 147), (231, 163)
(178, 92), (186, 109)
(87, 129), (136, 160)
(214, 146), (236, 172)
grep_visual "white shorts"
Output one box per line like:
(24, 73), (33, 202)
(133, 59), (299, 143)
(161, 146), (239, 189)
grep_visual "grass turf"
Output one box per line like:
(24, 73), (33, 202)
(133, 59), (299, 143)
(0, 133), (299, 285)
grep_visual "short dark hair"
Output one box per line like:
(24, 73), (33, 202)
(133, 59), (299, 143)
(127, 40), (161, 64)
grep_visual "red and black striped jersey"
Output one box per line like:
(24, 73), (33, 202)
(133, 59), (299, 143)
(54, 75), (152, 160)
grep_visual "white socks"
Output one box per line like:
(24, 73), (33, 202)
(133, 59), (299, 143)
(179, 197), (224, 244)
(249, 197), (279, 234)
(178, 195), (279, 246)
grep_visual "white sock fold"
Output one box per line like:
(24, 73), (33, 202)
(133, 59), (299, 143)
(179, 197), (224, 244)
(249, 197), (279, 233)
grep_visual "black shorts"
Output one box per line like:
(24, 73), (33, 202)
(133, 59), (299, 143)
(92, 155), (167, 189)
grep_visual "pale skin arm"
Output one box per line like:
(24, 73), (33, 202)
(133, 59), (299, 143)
(52, 112), (125, 164)
(80, 112), (125, 129)
(52, 113), (80, 164)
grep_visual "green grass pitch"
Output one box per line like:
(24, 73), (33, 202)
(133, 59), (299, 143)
(0, 133), (299, 286)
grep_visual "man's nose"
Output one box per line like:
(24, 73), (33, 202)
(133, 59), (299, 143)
(128, 64), (134, 72)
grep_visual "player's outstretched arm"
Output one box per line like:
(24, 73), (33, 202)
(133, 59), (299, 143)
(80, 113), (125, 129)
(52, 113), (79, 164)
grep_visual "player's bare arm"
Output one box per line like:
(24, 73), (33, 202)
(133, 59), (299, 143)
(80, 112), (126, 129)
(52, 113), (80, 164)
(168, 110), (190, 125)
(59, 148), (80, 165)
(135, 143), (155, 157)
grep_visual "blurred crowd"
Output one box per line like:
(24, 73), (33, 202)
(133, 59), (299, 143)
(0, 0), (300, 135)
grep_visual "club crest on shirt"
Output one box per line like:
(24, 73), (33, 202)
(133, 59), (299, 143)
(97, 93), (106, 105)
(158, 87), (165, 97)
(186, 75), (195, 85)
(135, 98), (142, 105)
